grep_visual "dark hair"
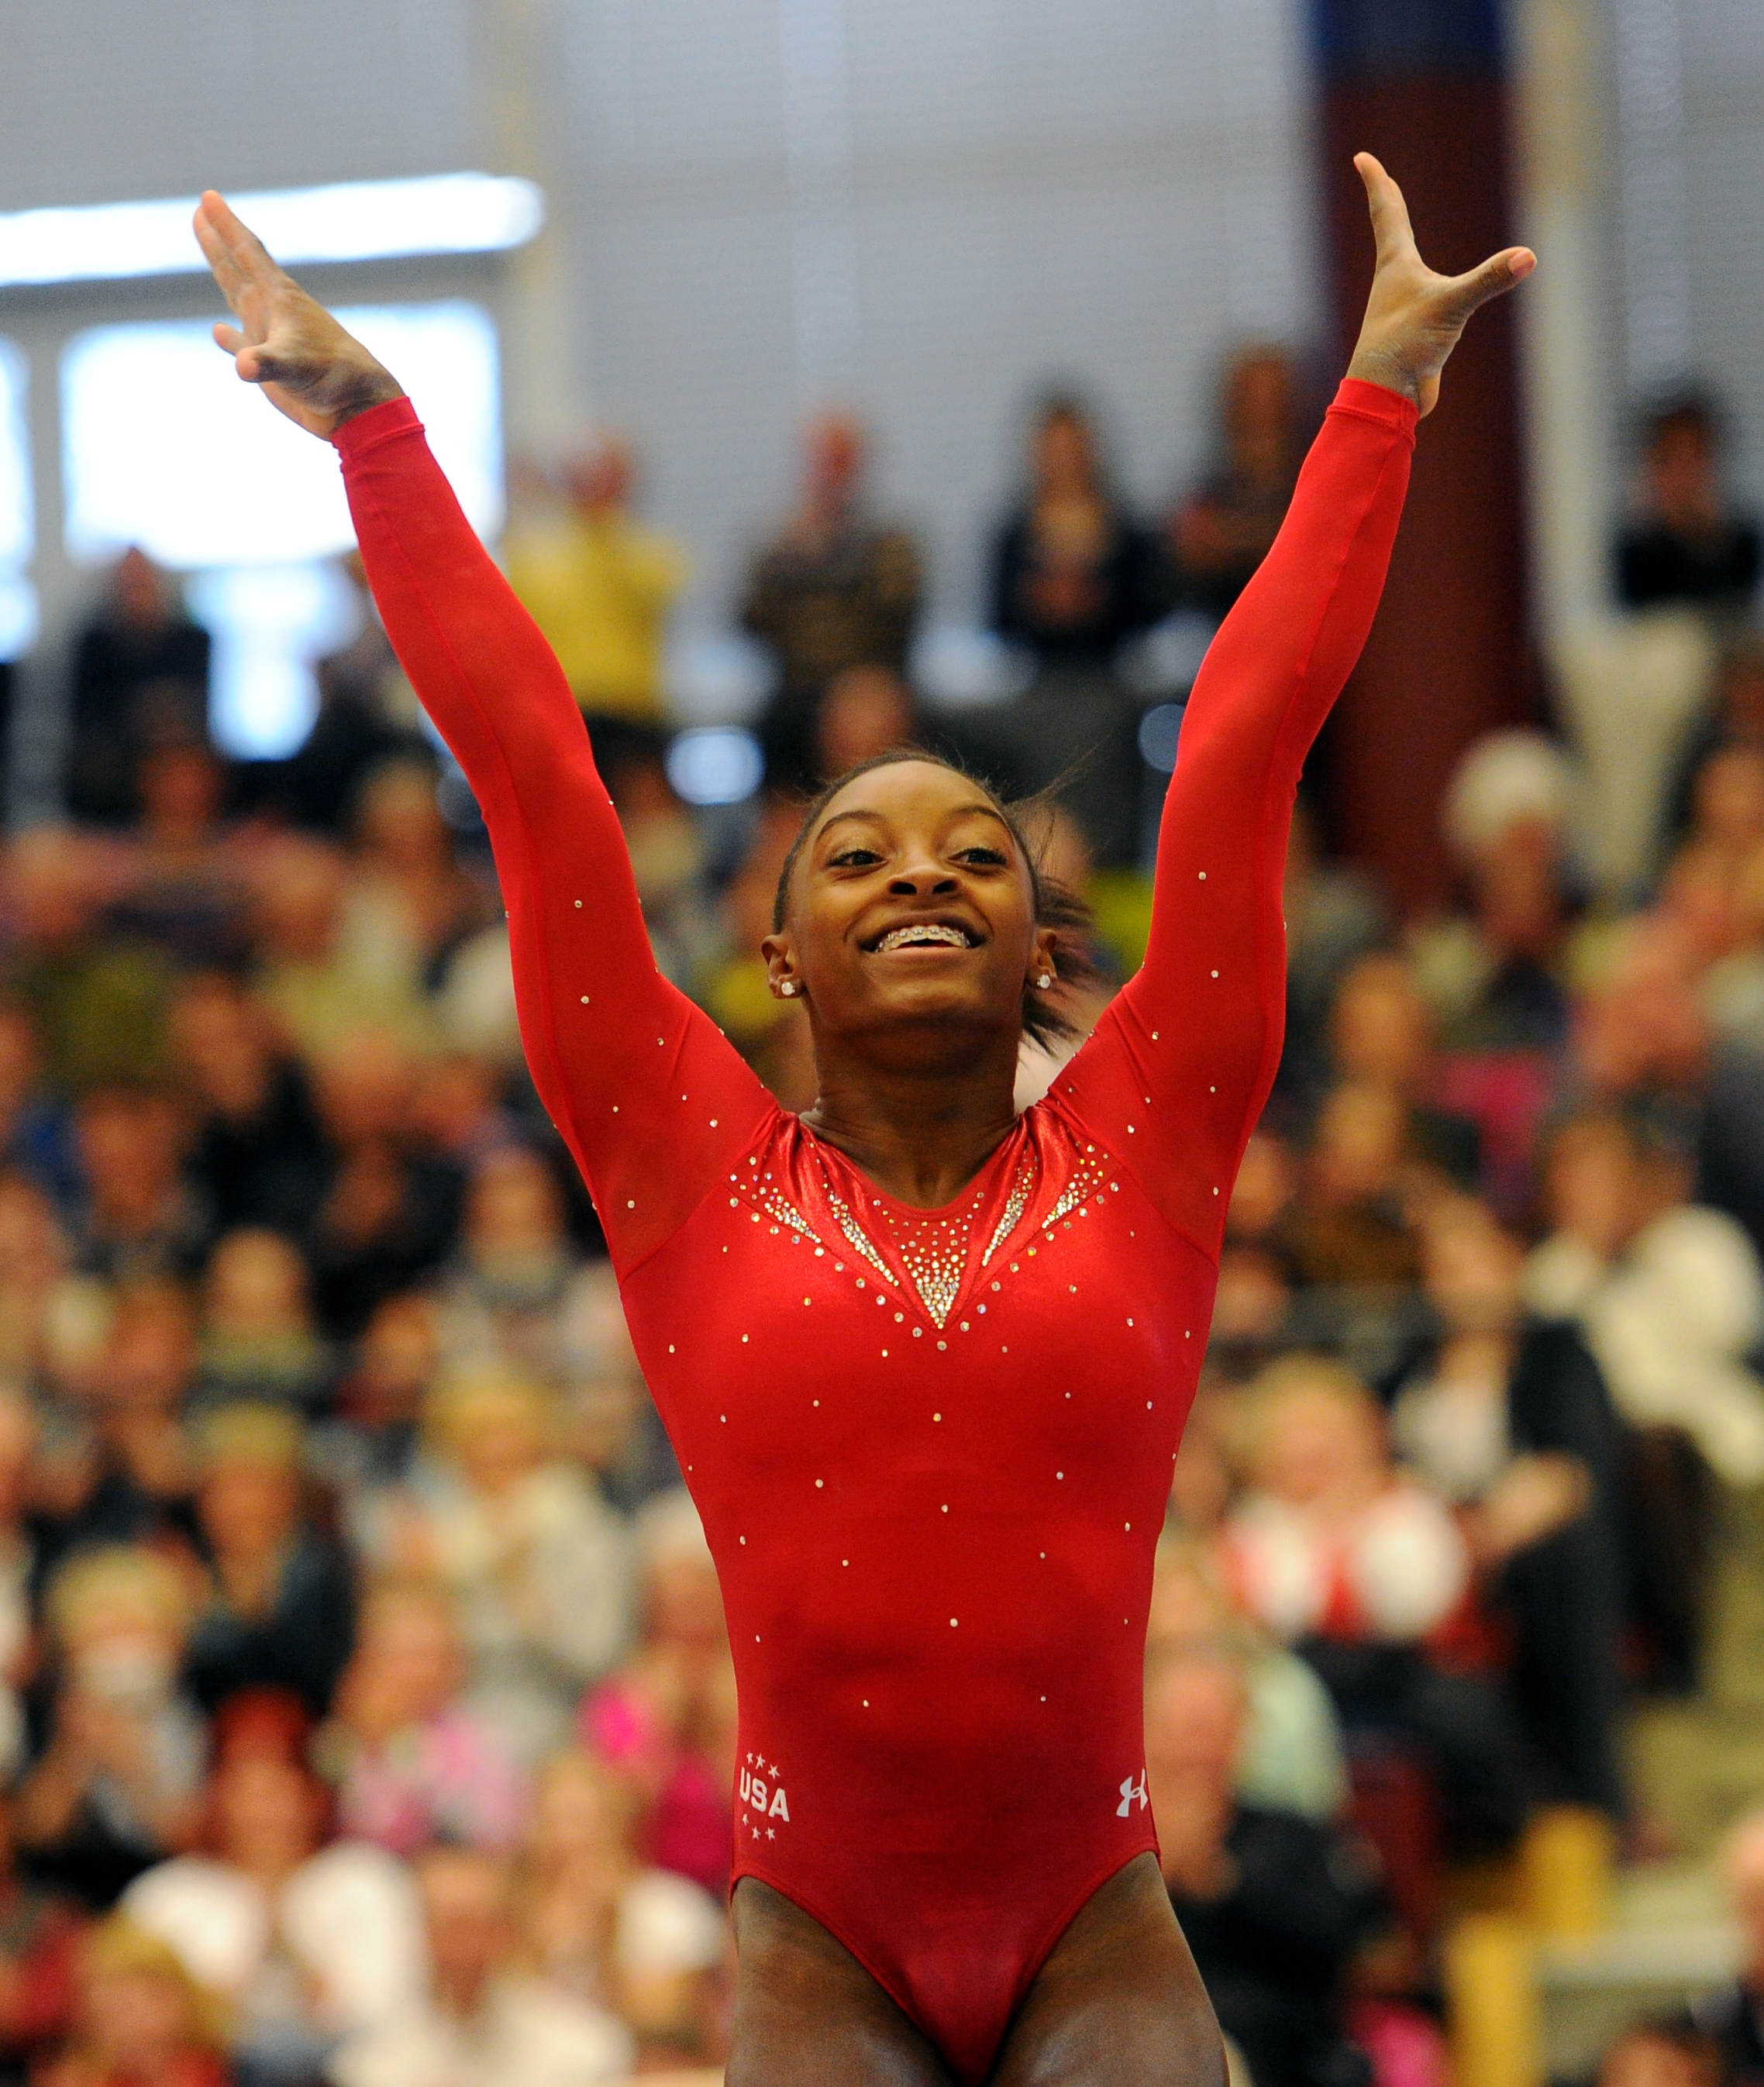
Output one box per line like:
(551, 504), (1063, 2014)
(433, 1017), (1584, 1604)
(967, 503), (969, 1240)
(1638, 386), (1725, 453)
(769, 747), (1104, 1049)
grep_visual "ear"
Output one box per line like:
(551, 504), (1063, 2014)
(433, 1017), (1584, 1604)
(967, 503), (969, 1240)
(760, 933), (803, 1002)
(1028, 926), (1060, 992)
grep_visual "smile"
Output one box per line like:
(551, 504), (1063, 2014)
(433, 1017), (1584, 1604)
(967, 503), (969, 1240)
(870, 923), (977, 954)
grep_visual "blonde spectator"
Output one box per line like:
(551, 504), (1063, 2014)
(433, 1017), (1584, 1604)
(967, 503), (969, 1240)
(19, 1547), (205, 1906)
(186, 1404), (355, 1717)
(320, 1577), (525, 1856)
(369, 1365), (632, 1763)
(519, 1751), (727, 2065)
(196, 1228), (335, 1413)
(40, 1916), (229, 2087)
(1223, 1355), (1527, 1854)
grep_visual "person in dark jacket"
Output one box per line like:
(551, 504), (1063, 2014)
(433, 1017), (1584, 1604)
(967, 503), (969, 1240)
(66, 550), (211, 826)
(1147, 1644), (1383, 2087)
(1616, 392), (1760, 614)
(1388, 1199), (1628, 1816)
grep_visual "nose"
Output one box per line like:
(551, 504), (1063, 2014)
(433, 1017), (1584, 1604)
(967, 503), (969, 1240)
(887, 868), (959, 896)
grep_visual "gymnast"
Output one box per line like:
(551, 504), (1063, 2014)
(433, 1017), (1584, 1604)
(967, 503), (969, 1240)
(195, 158), (1531, 2085)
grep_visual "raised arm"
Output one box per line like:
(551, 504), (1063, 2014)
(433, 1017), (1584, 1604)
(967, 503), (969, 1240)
(195, 194), (772, 1274)
(1058, 157), (1534, 1254)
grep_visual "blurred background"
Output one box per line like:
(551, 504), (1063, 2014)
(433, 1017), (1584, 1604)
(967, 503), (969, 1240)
(0, 1), (1755, 2083)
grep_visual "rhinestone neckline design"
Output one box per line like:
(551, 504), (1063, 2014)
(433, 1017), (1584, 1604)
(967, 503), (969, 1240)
(730, 1130), (1114, 1329)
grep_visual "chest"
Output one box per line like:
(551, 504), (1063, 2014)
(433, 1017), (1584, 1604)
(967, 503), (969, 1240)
(622, 1120), (1215, 1526)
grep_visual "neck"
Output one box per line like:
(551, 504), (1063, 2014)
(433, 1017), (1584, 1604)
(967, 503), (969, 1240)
(802, 1037), (1021, 1208)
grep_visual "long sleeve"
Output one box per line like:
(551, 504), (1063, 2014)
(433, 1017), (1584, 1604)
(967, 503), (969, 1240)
(334, 399), (772, 1275)
(1058, 378), (1416, 1254)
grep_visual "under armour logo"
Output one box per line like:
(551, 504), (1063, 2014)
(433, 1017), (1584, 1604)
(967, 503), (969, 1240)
(1117, 1771), (1149, 1817)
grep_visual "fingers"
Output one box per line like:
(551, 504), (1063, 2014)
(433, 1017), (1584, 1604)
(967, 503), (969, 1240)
(1445, 245), (1538, 319)
(1354, 152), (1418, 266)
(212, 322), (245, 357)
(192, 191), (280, 308)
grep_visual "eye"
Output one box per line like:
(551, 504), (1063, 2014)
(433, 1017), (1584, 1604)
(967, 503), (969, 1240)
(955, 846), (1009, 868)
(828, 847), (884, 869)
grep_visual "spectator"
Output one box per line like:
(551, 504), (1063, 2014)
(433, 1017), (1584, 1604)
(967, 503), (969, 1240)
(39, 1915), (229, 2087)
(1147, 1534), (1349, 1823)
(741, 410), (922, 791)
(0, 1785), (83, 2084)
(1598, 2021), (1724, 2087)
(581, 1490), (736, 1896)
(281, 559), (423, 837)
(327, 1845), (632, 2087)
(1392, 1199), (1627, 1816)
(1411, 729), (1579, 1055)
(64, 550), (211, 826)
(1223, 1355), (1529, 1855)
(172, 974), (327, 1244)
(1278, 799), (1390, 1119)
(1287, 1083), (1422, 1290)
(18, 1547), (205, 1909)
(1166, 344), (1302, 622)
(989, 392), (1162, 671)
(68, 1085), (205, 1285)
(1528, 1109), (1764, 1485)
(370, 1367), (632, 1764)
(247, 843), (428, 1066)
(1687, 1806), (1764, 2082)
(124, 1744), (425, 2086)
(185, 1406), (354, 1720)
(343, 759), (491, 1020)
(317, 1293), (437, 1506)
(111, 743), (250, 970)
(809, 664), (920, 785)
(2, 833), (174, 1097)
(504, 433), (688, 726)
(1145, 1643), (1383, 2087)
(0, 1387), (40, 1778)
(319, 1578), (524, 1857)
(1617, 392), (1760, 615)
(305, 1033), (462, 1341)
(196, 1233), (335, 1416)
(1328, 955), (1480, 1190)
(434, 1148), (595, 1385)
(518, 1751), (726, 2067)
(40, 1282), (199, 1569)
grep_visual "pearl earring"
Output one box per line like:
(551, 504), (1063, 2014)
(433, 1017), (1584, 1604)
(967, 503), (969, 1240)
(780, 981), (798, 998)
(1036, 973), (1054, 990)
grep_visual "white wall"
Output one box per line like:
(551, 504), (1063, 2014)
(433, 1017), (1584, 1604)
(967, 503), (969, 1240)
(545, 0), (1321, 626)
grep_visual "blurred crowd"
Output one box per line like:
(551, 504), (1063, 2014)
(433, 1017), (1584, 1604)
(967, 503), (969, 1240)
(0, 347), (1747, 2085)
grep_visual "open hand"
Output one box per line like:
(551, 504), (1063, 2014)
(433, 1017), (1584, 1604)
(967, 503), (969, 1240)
(194, 190), (404, 438)
(1346, 154), (1535, 419)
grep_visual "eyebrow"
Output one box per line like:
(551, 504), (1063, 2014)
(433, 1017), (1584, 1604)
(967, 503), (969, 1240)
(815, 802), (1013, 842)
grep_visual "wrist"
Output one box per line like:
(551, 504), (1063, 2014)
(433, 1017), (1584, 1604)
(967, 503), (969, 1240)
(330, 365), (405, 430)
(1345, 343), (1421, 409)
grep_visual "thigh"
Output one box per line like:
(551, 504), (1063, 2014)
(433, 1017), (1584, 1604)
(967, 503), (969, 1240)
(729, 1877), (956, 2087)
(989, 1856), (1225, 2087)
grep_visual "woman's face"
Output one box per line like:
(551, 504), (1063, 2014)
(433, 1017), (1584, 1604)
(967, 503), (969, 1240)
(763, 761), (1054, 1062)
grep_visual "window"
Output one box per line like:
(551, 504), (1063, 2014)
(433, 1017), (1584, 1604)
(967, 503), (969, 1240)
(60, 300), (502, 756)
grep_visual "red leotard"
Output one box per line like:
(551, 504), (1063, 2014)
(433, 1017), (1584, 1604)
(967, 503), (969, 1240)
(336, 378), (1415, 2084)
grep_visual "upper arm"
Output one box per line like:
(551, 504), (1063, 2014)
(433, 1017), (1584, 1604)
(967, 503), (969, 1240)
(1059, 381), (1416, 1251)
(335, 402), (772, 1271)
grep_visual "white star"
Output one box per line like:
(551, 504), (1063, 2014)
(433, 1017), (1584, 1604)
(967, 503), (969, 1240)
(767, 1827), (777, 1840)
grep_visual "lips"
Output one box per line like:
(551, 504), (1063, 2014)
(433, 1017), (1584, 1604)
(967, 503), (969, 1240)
(870, 923), (977, 954)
